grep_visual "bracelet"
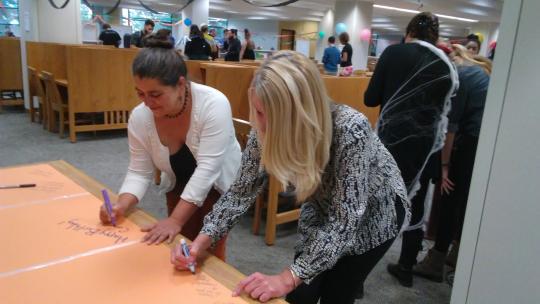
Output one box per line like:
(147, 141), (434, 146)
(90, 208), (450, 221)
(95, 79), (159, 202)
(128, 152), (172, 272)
(288, 268), (299, 289)
(442, 163), (450, 166)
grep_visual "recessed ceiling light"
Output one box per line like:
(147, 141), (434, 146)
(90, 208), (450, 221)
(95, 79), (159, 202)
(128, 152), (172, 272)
(373, 4), (478, 23)
(247, 16), (268, 20)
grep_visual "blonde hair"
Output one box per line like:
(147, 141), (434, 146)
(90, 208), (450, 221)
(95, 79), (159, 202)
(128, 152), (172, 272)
(250, 50), (333, 202)
(452, 44), (492, 75)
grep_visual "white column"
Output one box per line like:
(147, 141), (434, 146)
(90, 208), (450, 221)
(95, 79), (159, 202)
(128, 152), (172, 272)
(316, 9), (335, 61)
(334, 0), (373, 70)
(36, 0), (82, 43)
(181, 0), (209, 37)
(469, 22), (500, 57)
(452, 0), (540, 303)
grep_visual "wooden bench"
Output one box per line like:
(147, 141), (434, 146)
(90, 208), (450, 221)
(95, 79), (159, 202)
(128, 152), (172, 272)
(65, 47), (140, 142)
(322, 76), (380, 127)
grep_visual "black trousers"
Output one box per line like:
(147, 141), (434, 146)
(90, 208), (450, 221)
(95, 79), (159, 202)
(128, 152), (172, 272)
(398, 175), (431, 268)
(286, 200), (405, 304)
(434, 135), (479, 253)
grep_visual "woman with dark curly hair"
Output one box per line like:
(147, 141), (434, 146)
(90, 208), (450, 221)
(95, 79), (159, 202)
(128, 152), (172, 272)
(364, 11), (459, 287)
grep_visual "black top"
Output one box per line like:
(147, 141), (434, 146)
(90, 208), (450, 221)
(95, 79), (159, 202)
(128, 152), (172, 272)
(364, 42), (454, 188)
(340, 43), (353, 67)
(99, 29), (121, 48)
(169, 144), (197, 186)
(130, 30), (149, 48)
(185, 36), (211, 60)
(225, 38), (241, 62)
(448, 65), (490, 137)
(242, 41), (256, 60)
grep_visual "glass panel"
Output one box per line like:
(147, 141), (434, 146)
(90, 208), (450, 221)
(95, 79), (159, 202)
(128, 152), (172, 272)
(80, 2), (93, 22)
(1, 0), (18, 9)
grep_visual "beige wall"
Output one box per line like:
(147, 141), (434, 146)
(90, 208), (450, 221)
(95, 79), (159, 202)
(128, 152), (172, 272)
(278, 21), (319, 58)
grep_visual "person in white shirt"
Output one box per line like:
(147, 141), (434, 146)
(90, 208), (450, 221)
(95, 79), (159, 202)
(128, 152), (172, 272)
(99, 34), (242, 260)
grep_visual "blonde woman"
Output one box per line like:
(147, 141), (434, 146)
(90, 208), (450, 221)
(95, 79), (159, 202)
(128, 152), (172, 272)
(413, 43), (491, 282)
(171, 51), (409, 303)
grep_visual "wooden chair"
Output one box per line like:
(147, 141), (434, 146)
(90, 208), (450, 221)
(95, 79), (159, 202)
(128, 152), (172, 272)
(233, 118), (301, 246)
(41, 71), (68, 138)
(27, 67), (47, 127)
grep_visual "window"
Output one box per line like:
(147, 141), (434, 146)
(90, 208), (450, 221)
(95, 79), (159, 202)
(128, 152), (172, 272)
(121, 8), (174, 32)
(80, 2), (93, 23)
(1, 0), (19, 37)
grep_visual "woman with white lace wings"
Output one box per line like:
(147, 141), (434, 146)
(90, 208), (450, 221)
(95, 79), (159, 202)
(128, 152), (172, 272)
(171, 50), (409, 303)
(364, 12), (459, 287)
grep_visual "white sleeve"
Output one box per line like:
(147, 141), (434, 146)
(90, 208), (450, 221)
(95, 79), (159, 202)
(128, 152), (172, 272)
(118, 116), (154, 201)
(181, 93), (233, 206)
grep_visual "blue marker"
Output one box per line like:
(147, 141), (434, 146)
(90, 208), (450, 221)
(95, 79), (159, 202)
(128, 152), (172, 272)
(101, 189), (116, 227)
(180, 238), (195, 274)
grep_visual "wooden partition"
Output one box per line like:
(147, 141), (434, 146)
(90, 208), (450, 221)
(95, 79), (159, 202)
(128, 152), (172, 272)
(26, 41), (68, 80)
(0, 37), (24, 107)
(322, 76), (379, 127)
(66, 47), (140, 142)
(201, 63), (257, 120)
(184, 60), (207, 84)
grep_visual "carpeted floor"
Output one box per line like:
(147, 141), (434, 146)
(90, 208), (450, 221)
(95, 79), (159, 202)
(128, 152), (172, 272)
(0, 108), (452, 303)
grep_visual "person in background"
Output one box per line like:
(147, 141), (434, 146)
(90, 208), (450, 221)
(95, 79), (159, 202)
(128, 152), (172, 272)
(156, 29), (175, 46)
(201, 24), (218, 60)
(322, 36), (341, 75)
(131, 19), (155, 48)
(339, 32), (353, 76)
(465, 34), (481, 55)
(225, 29), (241, 62)
(364, 12), (458, 288)
(184, 25), (211, 60)
(240, 28), (256, 60)
(413, 44), (491, 283)
(99, 23), (121, 48)
(171, 50), (409, 304)
(221, 29), (230, 53)
(99, 34), (241, 259)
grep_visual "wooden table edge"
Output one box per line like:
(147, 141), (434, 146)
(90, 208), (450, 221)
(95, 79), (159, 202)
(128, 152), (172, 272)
(5, 160), (287, 304)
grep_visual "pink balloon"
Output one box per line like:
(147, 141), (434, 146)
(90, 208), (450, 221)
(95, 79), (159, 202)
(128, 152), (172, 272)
(360, 29), (371, 41)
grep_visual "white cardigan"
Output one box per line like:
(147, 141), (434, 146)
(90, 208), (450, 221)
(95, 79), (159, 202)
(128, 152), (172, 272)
(119, 82), (242, 207)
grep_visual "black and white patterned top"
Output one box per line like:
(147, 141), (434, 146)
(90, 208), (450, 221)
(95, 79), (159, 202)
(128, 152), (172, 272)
(201, 104), (410, 283)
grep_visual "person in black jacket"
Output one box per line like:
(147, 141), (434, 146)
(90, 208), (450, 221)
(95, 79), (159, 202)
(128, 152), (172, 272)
(99, 23), (121, 48)
(364, 12), (458, 288)
(130, 19), (154, 48)
(185, 25), (211, 60)
(225, 29), (241, 62)
(413, 44), (490, 283)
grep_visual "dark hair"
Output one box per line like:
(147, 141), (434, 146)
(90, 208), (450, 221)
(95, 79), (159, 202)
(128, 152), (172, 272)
(466, 34), (481, 47)
(244, 28), (251, 40)
(144, 19), (155, 27)
(133, 34), (187, 87)
(156, 28), (171, 37)
(328, 36), (335, 44)
(223, 29), (229, 33)
(102, 23), (111, 30)
(406, 12), (439, 45)
(230, 29), (238, 36)
(189, 25), (201, 37)
(338, 32), (349, 44)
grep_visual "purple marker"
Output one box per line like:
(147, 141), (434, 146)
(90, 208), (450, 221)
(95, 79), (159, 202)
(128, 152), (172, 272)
(101, 189), (116, 227)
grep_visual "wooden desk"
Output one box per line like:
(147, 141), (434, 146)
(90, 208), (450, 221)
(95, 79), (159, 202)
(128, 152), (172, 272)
(0, 160), (286, 304)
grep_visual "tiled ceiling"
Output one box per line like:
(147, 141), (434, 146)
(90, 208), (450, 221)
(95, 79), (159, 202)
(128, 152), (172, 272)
(88, 0), (503, 36)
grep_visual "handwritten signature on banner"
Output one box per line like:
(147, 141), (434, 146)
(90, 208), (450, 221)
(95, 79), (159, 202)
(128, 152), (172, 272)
(57, 219), (131, 244)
